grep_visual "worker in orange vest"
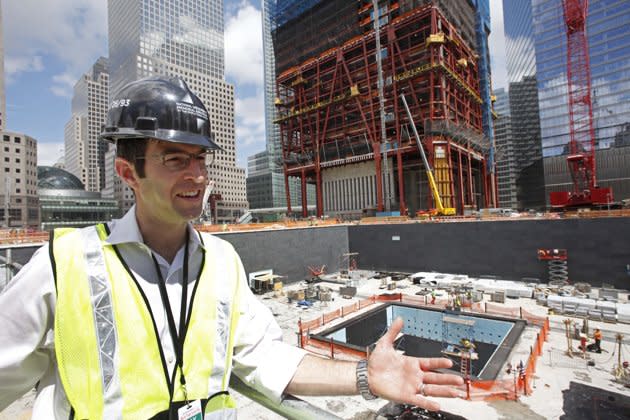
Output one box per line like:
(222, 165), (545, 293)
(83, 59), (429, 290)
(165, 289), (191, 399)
(593, 328), (602, 353)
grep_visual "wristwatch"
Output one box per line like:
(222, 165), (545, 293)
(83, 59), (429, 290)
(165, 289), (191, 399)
(356, 359), (378, 400)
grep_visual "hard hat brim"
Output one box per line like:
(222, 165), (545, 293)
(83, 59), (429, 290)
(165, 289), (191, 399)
(100, 128), (222, 151)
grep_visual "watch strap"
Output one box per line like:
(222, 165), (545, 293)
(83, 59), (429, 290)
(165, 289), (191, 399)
(356, 359), (377, 400)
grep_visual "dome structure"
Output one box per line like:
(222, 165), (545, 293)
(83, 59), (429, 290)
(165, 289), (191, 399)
(38, 166), (85, 190)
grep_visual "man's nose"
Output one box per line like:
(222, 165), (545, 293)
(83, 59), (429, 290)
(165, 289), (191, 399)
(184, 159), (208, 181)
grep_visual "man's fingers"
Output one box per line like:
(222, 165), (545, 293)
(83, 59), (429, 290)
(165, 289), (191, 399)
(408, 396), (441, 412)
(378, 317), (404, 346)
(420, 384), (465, 399)
(421, 372), (465, 386)
(418, 357), (453, 371)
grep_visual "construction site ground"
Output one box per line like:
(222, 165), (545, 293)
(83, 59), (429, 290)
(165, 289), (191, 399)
(2, 272), (630, 419)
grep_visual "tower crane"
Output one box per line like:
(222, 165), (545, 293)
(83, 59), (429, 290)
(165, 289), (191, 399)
(549, 0), (612, 209)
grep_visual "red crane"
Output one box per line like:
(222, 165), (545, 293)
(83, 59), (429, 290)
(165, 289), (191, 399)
(549, 0), (612, 209)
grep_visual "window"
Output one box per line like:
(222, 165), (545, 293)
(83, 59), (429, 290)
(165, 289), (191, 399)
(14, 137), (21, 144)
(3, 135), (8, 142)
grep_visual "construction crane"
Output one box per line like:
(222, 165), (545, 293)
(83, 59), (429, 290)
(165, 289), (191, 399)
(400, 94), (456, 216)
(549, 0), (612, 209)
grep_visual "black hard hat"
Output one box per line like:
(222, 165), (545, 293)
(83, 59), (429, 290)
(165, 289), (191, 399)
(100, 76), (221, 150)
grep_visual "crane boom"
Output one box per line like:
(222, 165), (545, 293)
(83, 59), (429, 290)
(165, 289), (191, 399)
(401, 94), (455, 216)
(550, 0), (612, 209)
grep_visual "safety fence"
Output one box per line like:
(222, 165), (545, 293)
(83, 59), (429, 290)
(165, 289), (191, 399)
(0, 229), (49, 245)
(298, 293), (551, 401)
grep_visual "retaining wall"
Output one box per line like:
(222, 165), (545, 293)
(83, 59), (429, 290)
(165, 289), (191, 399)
(3, 217), (629, 288)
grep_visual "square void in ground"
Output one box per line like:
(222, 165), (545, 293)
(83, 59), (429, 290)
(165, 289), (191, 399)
(314, 303), (526, 380)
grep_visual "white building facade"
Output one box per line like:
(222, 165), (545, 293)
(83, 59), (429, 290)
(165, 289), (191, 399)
(64, 57), (110, 193)
(1, 131), (39, 227)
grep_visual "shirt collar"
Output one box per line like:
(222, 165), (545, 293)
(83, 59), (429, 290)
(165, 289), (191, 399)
(106, 205), (205, 251)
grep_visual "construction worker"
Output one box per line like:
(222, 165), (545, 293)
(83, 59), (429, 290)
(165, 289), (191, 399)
(0, 76), (464, 418)
(593, 328), (603, 353)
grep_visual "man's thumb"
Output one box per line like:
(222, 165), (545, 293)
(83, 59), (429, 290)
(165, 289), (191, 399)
(379, 317), (404, 346)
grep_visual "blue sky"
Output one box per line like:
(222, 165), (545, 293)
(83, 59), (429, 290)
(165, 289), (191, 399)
(2, 0), (507, 169)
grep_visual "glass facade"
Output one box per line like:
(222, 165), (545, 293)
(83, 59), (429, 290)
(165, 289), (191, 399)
(108, 0), (224, 96)
(107, 0), (248, 222)
(258, 0), (315, 210)
(37, 166), (120, 231)
(532, 0), (630, 158)
(494, 88), (518, 209)
(502, 0), (545, 209)
(503, 0), (630, 206)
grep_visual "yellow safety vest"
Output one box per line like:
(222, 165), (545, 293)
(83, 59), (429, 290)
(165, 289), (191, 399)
(51, 224), (241, 419)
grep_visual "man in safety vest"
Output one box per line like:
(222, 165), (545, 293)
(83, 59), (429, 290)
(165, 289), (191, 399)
(0, 76), (464, 419)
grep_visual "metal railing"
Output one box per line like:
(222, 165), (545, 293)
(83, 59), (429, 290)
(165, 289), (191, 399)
(229, 375), (341, 420)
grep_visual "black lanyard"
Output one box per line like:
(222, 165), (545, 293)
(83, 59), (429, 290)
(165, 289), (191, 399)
(151, 229), (190, 403)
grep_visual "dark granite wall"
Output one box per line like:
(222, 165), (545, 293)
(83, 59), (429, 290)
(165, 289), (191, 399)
(3, 217), (630, 288)
(347, 218), (630, 287)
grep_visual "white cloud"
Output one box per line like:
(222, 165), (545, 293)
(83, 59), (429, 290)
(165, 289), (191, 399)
(4, 56), (45, 82)
(235, 91), (266, 148)
(50, 72), (79, 98)
(225, 1), (267, 167)
(3, 0), (108, 93)
(224, 1), (263, 87)
(489, 1), (508, 91)
(37, 141), (65, 166)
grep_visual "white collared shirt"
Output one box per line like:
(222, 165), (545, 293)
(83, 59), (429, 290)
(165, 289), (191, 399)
(0, 207), (306, 418)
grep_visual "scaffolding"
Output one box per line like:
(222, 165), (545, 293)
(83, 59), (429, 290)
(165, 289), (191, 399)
(273, 2), (494, 217)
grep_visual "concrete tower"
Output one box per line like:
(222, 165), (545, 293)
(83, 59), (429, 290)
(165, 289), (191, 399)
(107, 0), (248, 222)
(64, 57), (110, 193)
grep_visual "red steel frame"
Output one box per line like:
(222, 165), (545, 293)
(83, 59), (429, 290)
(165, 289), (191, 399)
(275, 5), (492, 217)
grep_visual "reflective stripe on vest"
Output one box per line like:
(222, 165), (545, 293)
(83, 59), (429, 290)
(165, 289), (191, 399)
(52, 225), (241, 419)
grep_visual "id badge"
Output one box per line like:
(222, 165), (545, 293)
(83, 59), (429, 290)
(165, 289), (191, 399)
(178, 400), (202, 420)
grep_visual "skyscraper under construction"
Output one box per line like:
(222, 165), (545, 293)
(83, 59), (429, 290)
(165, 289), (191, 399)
(270, 0), (495, 217)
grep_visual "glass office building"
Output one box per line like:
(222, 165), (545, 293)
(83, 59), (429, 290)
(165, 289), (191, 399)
(503, 0), (546, 209)
(258, 0), (314, 210)
(108, 0), (224, 95)
(503, 0), (630, 206)
(107, 0), (248, 223)
(533, 0), (630, 157)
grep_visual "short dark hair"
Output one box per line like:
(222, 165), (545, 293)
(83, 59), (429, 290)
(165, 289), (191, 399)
(115, 138), (149, 178)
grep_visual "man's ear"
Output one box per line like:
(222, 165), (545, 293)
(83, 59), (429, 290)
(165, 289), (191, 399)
(115, 157), (139, 191)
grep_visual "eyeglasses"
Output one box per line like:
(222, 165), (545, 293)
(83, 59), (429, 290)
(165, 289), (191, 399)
(136, 150), (215, 171)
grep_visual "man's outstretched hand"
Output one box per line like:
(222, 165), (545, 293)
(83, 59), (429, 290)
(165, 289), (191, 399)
(367, 317), (465, 411)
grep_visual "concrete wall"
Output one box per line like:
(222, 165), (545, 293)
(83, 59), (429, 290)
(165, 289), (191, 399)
(348, 218), (630, 287)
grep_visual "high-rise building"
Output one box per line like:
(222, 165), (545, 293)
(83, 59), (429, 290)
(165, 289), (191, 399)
(107, 0), (247, 222)
(504, 0), (630, 205)
(245, 149), (305, 210)
(502, 0), (546, 210)
(0, 131), (39, 227)
(494, 88), (517, 209)
(271, 1), (495, 217)
(0, 0), (6, 131)
(257, 0), (314, 210)
(64, 57), (109, 193)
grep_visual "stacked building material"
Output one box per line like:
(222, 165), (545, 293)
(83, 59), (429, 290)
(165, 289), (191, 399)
(617, 303), (630, 324)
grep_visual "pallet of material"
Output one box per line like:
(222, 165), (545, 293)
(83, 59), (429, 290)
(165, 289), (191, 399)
(617, 303), (630, 324)
(547, 295), (564, 313)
